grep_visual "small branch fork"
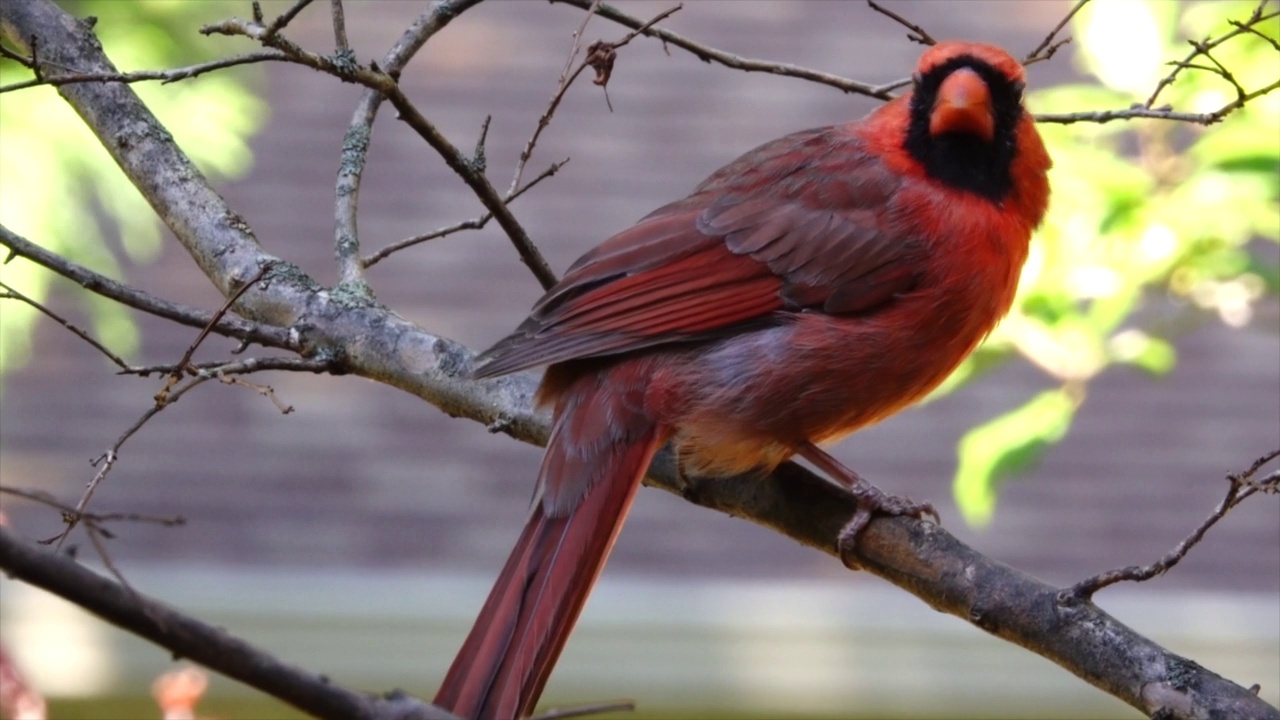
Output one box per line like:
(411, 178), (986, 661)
(507, 2), (680, 193)
(365, 1), (676, 269)
(1043, 0), (1280, 125)
(331, 0), (487, 286)
(40, 263), (315, 551)
(0, 224), (294, 349)
(1062, 449), (1280, 602)
(0, 486), (184, 596)
(0, 280), (130, 370)
(364, 158), (568, 268)
(201, 9), (562, 290)
(866, 0), (936, 47)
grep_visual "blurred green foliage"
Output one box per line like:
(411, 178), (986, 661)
(947, 0), (1280, 525)
(0, 0), (265, 384)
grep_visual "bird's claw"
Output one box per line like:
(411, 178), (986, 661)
(837, 484), (938, 570)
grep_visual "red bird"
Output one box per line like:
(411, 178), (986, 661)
(436, 41), (1051, 719)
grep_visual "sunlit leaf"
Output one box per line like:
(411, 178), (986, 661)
(954, 389), (1079, 527)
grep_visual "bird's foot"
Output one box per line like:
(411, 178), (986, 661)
(794, 441), (938, 570)
(837, 482), (938, 570)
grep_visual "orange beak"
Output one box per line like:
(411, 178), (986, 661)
(929, 67), (995, 142)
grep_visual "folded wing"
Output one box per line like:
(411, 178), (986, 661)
(474, 129), (925, 379)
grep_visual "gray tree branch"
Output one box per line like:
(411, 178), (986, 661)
(0, 1), (1275, 719)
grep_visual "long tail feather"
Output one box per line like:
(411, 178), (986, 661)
(435, 386), (661, 720)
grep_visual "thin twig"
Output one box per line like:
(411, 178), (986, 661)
(366, 158), (569, 267)
(865, 0), (936, 46)
(508, 3), (678, 195)
(0, 280), (130, 370)
(329, 0), (349, 54)
(28, 35), (43, 82)
(45, 374), (213, 549)
(262, 0), (315, 42)
(1023, 0), (1090, 65)
(203, 14), (560, 289)
(1230, 17), (1280, 52)
(1145, 2), (1278, 109)
(0, 486), (185, 528)
(1185, 40), (1248, 100)
(218, 375), (295, 414)
(550, 0), (904, 99)
(46, 264), (273, 549)
(1038, 79), (1280, 125)
(0, 224), (293, 349)
(339, 4), (487, 279)
(1062, 449), (1280, 601)
(509, 0), (604, 192)
(0, 51), (286, 94)
(121, 356), (334, 378)
(158, 262), (274, 404)
(331, 0), (485, 285)
(0, 40), (36, 67)
(83, 521), (138, 599)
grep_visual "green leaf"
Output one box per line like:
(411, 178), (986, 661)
(1108, 330), (1177, 376)
(954, 389), (1079, 527)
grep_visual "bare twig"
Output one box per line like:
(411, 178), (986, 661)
(1038, 79), (1280, 125)
(46, 265), (273, 549)
(509, 2), (677, 193)
(46, 374), (214, 549)
(866, 0), (936, 46)
(262, 0), (315, 42)
(218, 374), (295, 414)
(0, 51), (286, 94)
(1183, 40), (1248, 101)
(550, 0), (904, 99)
(203, 14), (559, 289)
(1062, 449), (1280, 601)
(0, 226), (293, 350)
(2, 486), (187, 528)
(508, 0), (605, 193)
(366, 158), (569, 267)
(1145, 1), (1278, 109)
(0, 40), (36, 67)
(158, 262), (274, 404)
(1231, 16), (1280, 52)
(329, 0), (349, 53)
(0, 280), (130, 369)
(121, 356), (334, 377)
(1024, 0), (1089, 65)
(332, 0), (485, 287)
(82, 518), (140, 599)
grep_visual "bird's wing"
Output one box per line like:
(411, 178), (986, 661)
(474, 129), (925, 378)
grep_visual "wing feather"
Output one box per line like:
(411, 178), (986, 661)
(474, 127), (927, 379)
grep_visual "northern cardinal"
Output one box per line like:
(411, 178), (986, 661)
(436, 41), (1050, 719)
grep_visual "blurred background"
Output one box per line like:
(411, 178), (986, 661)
(1, 1), (1277, 718)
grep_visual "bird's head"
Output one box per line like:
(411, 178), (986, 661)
(903, 41), (1034, 202)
